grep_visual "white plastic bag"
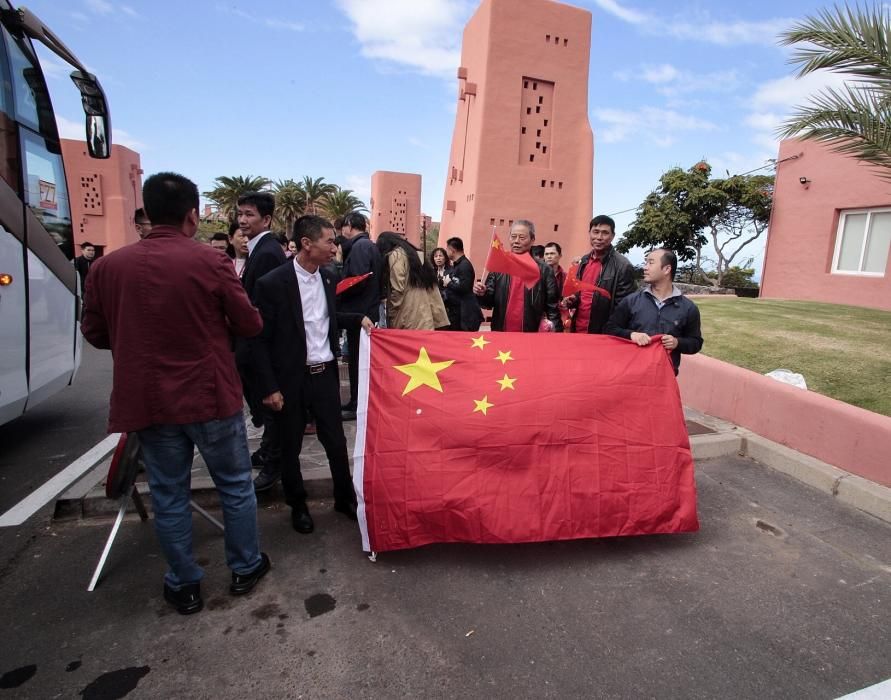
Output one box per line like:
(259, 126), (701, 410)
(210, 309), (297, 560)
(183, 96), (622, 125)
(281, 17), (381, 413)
(765, 369), (807, 390)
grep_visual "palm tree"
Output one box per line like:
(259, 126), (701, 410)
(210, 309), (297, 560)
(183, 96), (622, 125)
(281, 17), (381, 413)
(272, 179), (306, 236)
(779, 5), (891, 176)
(203, 175), (271, 222)
(321, 187), (367, 220)
(300, 176), (336, 215)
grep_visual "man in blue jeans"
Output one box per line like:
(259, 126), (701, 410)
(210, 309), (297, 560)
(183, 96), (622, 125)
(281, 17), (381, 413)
(81, 172), (270, 614)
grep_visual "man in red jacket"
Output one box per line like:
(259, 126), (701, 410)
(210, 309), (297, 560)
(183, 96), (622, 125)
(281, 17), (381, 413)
(81, 172), (270, 615)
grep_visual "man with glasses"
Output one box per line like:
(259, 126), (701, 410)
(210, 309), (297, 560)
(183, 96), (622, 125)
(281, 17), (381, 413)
(135, 208), (152, 239)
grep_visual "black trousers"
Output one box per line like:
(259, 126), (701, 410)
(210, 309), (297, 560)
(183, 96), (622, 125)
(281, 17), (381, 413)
(345, 326), (361, 409)
(276, 363), (355, 508)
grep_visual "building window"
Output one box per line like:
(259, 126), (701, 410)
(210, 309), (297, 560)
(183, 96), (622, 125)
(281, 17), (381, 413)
(833, 208), (891, 275)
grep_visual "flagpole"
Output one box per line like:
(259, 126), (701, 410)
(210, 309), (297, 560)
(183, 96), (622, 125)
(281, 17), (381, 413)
(479, 224), (496, 281)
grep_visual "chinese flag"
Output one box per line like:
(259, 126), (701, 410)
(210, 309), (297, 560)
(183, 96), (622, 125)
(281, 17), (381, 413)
(336, 272), (372, 295)
(353, 330), (698, 553)
(485, 233), (541, 288)
(562, 263), (611, 299)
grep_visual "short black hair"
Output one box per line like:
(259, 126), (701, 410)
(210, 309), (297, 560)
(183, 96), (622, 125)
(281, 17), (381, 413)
(294, 215), (334, 244)
(143, 172), (199, 226)
(228, 220), (240, 237)
(333, 217), (345, 231)
(544, 241), (562, 255)
(343, 212), (367, 232)
(80, 241), (95, 248)
(589, 215), (616, 234)
(530, 245), (545, 258)
(134, 207), (149, 223)
(210, 232), (229, 243)
(446, 236), (464, 252)
(651, 248), (678, 279)
(236, 191), (275, 219)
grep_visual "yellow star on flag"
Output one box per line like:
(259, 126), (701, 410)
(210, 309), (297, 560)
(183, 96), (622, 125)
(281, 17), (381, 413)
(394, 347), (455, 396)
(495, 350), (513, 365)
(492, 237), (502, 249)
(470, 335), (490, 350)
(473, 395), (494, 415)
(496, 374), (516, 391)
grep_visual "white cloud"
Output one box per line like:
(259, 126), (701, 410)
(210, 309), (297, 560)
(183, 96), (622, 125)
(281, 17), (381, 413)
(615, 63), (739, 97)
(335, 0), (470, 79)
(586, 0), (792, 47)
(594, 107), (717, 146)
(590, 0), (648, 25)
(215, 5), (303, 32)
(84, 0), (113, 14)
(56, 115), (146, 152)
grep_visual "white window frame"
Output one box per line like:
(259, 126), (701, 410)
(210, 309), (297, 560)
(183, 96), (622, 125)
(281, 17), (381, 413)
(831, 207), (891, 277)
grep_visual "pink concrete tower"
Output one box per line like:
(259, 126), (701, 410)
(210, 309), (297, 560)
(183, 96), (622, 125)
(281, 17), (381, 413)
(439, 0), (594, 271)
(61, 139), (143, 253)
(370, 171), (422, 246)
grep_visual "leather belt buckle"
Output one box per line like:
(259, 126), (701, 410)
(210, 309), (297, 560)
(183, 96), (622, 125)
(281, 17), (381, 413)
(307, 363), (326, 375)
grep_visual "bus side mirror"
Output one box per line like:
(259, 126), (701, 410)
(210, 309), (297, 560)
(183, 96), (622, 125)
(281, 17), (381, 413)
(70, 70), (111, 159)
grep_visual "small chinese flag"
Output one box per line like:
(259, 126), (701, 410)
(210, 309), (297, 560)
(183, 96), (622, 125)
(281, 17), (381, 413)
(353, 330), (699, 553)
(562, 263), (611, 299)
(485, 233), (541, 288)
(336, 272), (372, 296)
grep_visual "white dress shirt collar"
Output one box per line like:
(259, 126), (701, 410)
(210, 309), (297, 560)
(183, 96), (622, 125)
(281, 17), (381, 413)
(246, 230), (271, 256)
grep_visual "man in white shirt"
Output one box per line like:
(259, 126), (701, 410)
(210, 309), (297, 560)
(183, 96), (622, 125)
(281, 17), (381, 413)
(251, 215), (373, 534)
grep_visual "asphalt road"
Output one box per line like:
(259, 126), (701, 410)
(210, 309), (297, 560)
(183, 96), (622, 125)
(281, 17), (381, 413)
(0, 344), (112, 569)
(0, 454), (888, 699)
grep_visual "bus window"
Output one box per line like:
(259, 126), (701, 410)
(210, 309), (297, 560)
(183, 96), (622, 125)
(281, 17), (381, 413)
(2, 27), (56, 144)
(22, 128), (72, 259)
(0, 30), (20, 194)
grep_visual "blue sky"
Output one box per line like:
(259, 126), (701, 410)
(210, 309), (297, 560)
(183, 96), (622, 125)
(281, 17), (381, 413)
(28, 0), (845, 271)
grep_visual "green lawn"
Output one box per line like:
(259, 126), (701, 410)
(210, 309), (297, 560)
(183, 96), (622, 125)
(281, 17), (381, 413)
(693, 298), (891, 417)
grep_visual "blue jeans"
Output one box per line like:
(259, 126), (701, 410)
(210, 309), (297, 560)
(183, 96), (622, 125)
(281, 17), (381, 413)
(138, 413), (261, 589)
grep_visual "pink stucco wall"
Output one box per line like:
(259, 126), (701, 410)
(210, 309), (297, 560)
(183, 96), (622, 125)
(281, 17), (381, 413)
(679, 353), (891, 487)
(439, 0), (594, 272)
(760, 139), (891, 310)
(370, 171), (422, 247)
(61, 139), (143, 254)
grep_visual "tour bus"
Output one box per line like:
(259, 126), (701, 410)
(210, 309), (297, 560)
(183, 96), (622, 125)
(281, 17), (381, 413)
(0, 4), (111, 426)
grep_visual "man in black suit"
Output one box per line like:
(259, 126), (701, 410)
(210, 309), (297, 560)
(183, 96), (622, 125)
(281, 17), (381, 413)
(74, 241), (97, 295)
(252, 215), (373, 534)
(235, 191), (288, 492)
(444, 236), (483, 331)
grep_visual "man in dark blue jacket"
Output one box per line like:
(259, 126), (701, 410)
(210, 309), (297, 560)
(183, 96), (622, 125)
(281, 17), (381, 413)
(338, 212), (382, 419)
(605, 248), (703, 375)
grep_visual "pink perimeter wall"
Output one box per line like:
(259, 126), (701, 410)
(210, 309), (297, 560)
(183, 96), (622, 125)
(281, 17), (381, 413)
(61, 139), (143, 254)
(370, 171), (422, 247)
(679, 354), (891, 488)
(439, 0), (594, 273)
(760, 139), (891, 310)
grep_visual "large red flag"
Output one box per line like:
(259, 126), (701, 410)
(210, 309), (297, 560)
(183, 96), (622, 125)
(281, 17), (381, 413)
(485, 232), (541, 288)
(353, 330), (698, 553)
(562, 262), (611, 299)
(336, 272), (372, 295)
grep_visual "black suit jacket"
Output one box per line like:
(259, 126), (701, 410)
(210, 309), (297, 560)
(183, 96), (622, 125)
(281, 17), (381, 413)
(242, 233), (288, 302)
(443, 255), (483, 331)
(251, 262), (363, 403)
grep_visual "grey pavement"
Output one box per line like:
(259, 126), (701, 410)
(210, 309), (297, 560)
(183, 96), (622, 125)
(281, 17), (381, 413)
(1, 453), (889, 698)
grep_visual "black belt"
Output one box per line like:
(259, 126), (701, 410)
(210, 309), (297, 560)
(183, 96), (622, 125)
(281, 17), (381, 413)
(306, 361), (334, 375)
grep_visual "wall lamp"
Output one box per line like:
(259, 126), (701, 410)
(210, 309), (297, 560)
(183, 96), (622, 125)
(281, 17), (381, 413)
(799, 176), (811, 187)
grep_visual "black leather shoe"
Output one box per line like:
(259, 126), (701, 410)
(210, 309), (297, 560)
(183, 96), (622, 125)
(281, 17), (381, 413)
(334, 501), (358, 520)
(163, 582), (203, 615)
(230, 552), (271, 595)
(250, 450), (265, 468)
(253, 467), (280, 492)
(291, 506), (314, 534)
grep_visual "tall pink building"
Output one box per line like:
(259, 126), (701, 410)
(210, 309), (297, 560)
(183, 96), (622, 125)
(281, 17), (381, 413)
(439, 0), (594, 271)
(370, 171), (422, 247)
(61, 139), (143, 253)
(761, 139), (891, 311)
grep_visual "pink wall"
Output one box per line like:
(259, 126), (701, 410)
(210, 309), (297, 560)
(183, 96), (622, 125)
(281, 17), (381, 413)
(370, 171), (422, 247)
(761, 139), (891, 310)
(679, 354), (891, 487)
(439, 0), (594, 272)
(61, 139), (143, 254)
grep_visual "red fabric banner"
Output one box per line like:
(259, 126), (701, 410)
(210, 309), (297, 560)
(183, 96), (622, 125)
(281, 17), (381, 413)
(354, 330), (698, 553)
(485, 233), (541, 288)
(336, 272), (372, 295)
